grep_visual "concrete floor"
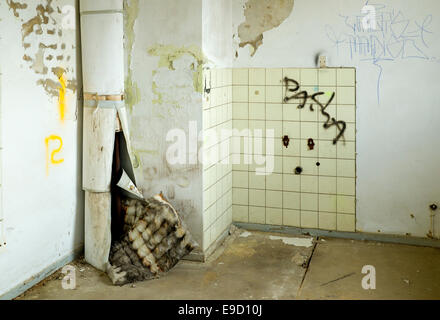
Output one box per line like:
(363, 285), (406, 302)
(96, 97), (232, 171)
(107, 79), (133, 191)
(16, 228), (440, 300)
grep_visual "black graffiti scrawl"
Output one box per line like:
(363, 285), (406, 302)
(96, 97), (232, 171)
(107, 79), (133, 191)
(283, 77), (347, 144)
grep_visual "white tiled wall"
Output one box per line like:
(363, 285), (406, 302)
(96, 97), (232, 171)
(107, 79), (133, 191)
(202, 68), (233, 251)
(231, 68), (357, 232)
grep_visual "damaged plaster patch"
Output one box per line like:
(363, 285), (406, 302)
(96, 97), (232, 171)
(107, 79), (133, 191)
(6, 0), (28, 17)
(238, 0), (294, 56)
(7, 0), (77, 98)
(147, 44), (205, 119)
(240, 231), (252, 238)
(269, 236), (313, 248)
(21, 0), (55, 41)
(148, 44), (206, 94)
(142, 154), (200, 192)
(124, 0), (141, 112)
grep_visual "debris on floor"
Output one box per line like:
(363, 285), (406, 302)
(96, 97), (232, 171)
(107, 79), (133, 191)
(15, 233), (440, 300)
(291, 252), (309, 267)
(269, 235), (314, 247)
(239, 231), (252, 238)
(107, 193), (197, 285)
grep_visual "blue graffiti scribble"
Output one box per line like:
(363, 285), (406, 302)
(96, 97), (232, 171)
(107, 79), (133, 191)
(325, 3), (436, 104)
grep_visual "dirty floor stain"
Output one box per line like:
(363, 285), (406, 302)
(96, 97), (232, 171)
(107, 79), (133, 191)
(14, 230), (440, 300)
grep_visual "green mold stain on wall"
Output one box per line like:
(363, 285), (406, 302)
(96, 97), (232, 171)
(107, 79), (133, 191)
(124, 0), (141, 112)
(147, 44), (206, 94)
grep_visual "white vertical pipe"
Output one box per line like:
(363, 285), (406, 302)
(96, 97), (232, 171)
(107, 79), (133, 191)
(80, 0), (124, 271)
(84, 191), (112, 271)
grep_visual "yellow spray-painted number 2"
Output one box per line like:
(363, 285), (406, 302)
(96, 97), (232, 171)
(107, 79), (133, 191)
(45, 135), (64, 175)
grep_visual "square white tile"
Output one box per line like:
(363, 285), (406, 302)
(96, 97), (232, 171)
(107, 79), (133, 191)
(283, 104), (300, 121)
(283, 209), (300, 227)
(249, 172), (266, 189)
(233, 68), (248, 85)
(283, 191), (300, 209)
(319, 212), (337, 230)
(301, 211), (318, 228)
(301, 69), (318, 86)
(319, 176), (337, 194)
(301, 193), (318, 211)
(232, 205), (248, 222)
(319, 194), (337, 212)
(337, 159), (356, 177)
(337, 141), (355, 159)
(233, 171), (248, 188)
(232, 188), (248, 205)
(337, 213), (355, 232)
(249, 68), (266, 85)
(249, 189), (266, 207)
(337, 195), (356, 214)
(318, 158), (336, 176)
(337, 86), (355, 105)
(337, 177), (356, 196)
(249, 86), (265, 103)
(249, 103), (266, 120)
(301, 175), (318, 193)
(233, 86), (248, 102)
(266, 86), (283, 103)
(249, 206), (266, 224)
(337, 68), (355, 86)
(283, 173), (301, 192)
(266, 208), (283, 225)
(266, 103), (283, 120)
(233, 102), (248, 119)
(266, 190), (282, 208)
(318, 69), (336, 86)
(283, 121), (300, 139)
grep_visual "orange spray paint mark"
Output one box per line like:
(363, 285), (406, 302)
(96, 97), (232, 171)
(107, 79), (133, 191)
(58, 74), (66, 122)
(45, 135), (64, 176)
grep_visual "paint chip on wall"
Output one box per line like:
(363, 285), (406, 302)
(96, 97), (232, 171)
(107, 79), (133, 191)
(238, 0), (294, 56)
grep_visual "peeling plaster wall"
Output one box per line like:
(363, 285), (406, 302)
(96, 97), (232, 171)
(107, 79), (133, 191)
(125, 0), (205, 251)
(0, 0), (83, 297)
(202, 0), (233, 68)
(236, 0), (294, 57)
(231, 0), (440, 239)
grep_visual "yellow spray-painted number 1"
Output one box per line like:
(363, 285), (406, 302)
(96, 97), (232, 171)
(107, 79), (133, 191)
(58, 74), (66, 122)
(45, 135), (64, 175)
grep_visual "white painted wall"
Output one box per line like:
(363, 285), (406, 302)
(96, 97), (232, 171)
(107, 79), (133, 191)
(202, 0), (233, 68)
(0, 0), (83, 297)
(126, 0), (205, 250)
(232, 0), (440, 238)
